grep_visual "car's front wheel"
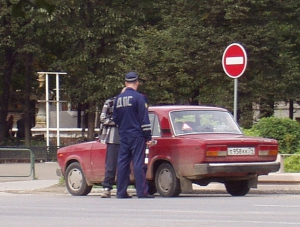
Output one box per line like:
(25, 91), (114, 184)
(155, 163), (181, 197)
(225, 180), (250, 196)
(65, 162), (93, 196)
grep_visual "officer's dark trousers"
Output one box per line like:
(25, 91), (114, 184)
(117, 136), (148, 198)
(102, 143), (119, 190)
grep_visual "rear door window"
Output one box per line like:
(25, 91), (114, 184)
(149, 113), (161, 137)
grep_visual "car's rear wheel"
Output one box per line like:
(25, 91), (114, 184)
(225, 180), (250, 196)
(155, 163), (181, 197)
(65, 162), (93, 196)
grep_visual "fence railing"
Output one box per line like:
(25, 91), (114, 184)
(0, 148), (36, 179)
(0, 146), (59, 162)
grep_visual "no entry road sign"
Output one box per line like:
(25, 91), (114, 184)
(222, 43), (247, 78)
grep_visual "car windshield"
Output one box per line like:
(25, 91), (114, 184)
(170, 110), (242, 135)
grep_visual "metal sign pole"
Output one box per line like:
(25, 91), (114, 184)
(234, 79), (238, 122)
(45, 73), (50, 148)
(56, 73), (60, 147)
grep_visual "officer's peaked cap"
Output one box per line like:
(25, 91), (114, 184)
(125, 72), (138, 82)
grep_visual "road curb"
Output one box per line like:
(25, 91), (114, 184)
(259, 173), (300, 184)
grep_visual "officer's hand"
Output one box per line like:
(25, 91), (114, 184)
(146, 140), (157, 147)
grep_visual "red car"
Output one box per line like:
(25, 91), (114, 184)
(57, 105), (280, 197)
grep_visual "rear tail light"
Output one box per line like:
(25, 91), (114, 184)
(206, 146), (227, 157)
(258, 145), (278, 156)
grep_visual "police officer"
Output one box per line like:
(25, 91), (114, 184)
(113, 72), (153, 199)
(100, 88), (126, 198)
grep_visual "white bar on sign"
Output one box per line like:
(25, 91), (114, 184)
(226, 57), (243, 65)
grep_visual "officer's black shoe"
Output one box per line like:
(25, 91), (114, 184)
(117, 194), (132, 199)
(138, 195), (155, 199)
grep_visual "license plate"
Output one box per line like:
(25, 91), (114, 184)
(228, 147), (255, 155)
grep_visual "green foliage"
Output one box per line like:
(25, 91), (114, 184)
(58, 176), (65, 186)
(120, 0), (300, 128)
(242, 128), (260, 137)
(11, 0), (55, 18)
(50, 0), (144, 105)
(284, 152), (300, 173)
(2, 0), (300, 140)
(252, 117), (300, 154)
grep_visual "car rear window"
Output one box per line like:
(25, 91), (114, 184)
(170, 110), (242, 135)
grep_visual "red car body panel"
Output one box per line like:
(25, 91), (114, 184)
(58, 141), (106, 184)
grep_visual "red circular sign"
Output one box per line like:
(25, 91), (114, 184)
(222, 43), (247, 78)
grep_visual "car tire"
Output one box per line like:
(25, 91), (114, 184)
(225, 180), (250, 196)
(65, 162), (93, 196)
(155, 163), (181, 197)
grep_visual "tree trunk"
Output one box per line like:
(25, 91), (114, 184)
(259, 97), (275, 119)
(289, 99), (294, 119)
(0, 47), (14, 142)
(77, 104), (82, 128)
(87, 100), (96, 141)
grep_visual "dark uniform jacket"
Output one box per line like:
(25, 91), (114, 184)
(113, 87), (152, 142)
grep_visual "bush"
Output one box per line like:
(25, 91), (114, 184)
(284, 152), (300, 172)
(242, 128), (260, 137)
(251, 117), (300, 154)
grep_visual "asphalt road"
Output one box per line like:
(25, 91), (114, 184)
(1, 162), (300, 227)
(1, 192), (300, 227)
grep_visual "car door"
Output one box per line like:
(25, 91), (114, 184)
(147, 113), (177, 179)
(90, 141), (107, 181)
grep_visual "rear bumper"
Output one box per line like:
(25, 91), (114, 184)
(194, 161), (280, 175)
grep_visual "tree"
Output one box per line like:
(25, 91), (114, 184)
(1, 0), (300, 142)
(0, 1), (18, 142)
(122, 0), (300, 128)
(46, 0), (149, 140)
(0, 0), (57, 144)
(11, 0), (55, 18)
